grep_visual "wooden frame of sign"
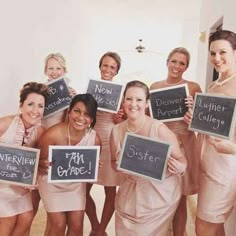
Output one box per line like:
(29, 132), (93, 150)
(117, 133), (170, 182)
(189, 93), (236, 139)
(86, 79), (124, 113)
(43, 77), (72, 118)
(0, 144), (40, 186)
(149, 84), (189, 122)
(48, 145), (100, 183)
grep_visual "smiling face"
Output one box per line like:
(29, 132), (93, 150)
(123, 86), (148, 121)
(45, 58), (65, 81)
(20, 93), (45, 129)
(68, 101), (93, 132)
(209, 39), (236, 78)
(100, 56), (118, 81)
(167, 52), (188, 80)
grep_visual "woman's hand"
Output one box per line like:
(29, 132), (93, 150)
(24, 184), (38, 191)
(68, 87), (77, 98)
(167, 156), (186, 175)
(185, 95), (194, 108)
(184, 95), (194, 125)
(208, 137), (236, 155)
(113, 108), (125, 124)
(184, 108), (193, 125)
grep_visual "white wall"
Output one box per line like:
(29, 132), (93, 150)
(0, 0), (201, 116)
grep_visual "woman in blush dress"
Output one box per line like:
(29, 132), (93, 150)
(86, 52), (124, 236)
(42, 53), (77, 129)
(0, 82), (49, 236)
(38, 94), (101, 236)
(150, 47), (202, 236)
(31, 53), (77, 234)
(192, 30), (236, 236)
(110, 80), (187, 236)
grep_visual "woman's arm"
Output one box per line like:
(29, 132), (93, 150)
(0, 115), (14, 136)
(37, 128), (58, 175)
(208, 137), (236, 155)
(110, 127), (119, 171)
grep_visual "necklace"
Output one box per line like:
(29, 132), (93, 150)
(67, 123), (88, 145)
(164, 79), (183, 85)
(215, 72), (236, 86)
(67, 123), (72, 145)
(126, 117), (146, 134)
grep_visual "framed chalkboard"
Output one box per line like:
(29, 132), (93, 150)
(48, 145), (100, 183)
(149, 84), (189, 122)
(189, 93), (236, 139)
(0, 144), (40, 186)
(118, 133), (170, 182)
(86, 79), (124, 113)
(43, 78), (71, 117)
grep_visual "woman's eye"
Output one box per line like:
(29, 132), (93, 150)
(219, 51), (226, 55)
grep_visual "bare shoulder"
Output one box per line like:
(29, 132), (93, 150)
(0, 115), (16, 135)
(186, 80), (202, 95)
(40, 122), (66, 144)
(36, 126), (46, 138)
(150, 81), (164, 90)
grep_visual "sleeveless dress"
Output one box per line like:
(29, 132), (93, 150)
(38, 129), (97, 212)
(94, 111), (121, 186)
(165, 121), (198, 195)
(112, 119), (182, 236)
(150, 80), (200, 195)
(0, 115), (41, 217)
(196, 76), (236, 223)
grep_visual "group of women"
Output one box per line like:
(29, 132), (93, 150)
(0, 29), (235, 236)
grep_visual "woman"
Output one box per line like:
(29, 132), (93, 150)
(38, 94), (101, 236)
(32, 52), (76, 226)
(42, 52), (77, 128)
(86, 52), (124, 236)
(193, 30), (236, 236)
(0, 82), (49, 236)
(150, 47), (202, 236)
(110, 80), (187, 236)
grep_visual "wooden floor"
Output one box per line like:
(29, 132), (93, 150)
(30, 185), (197, 236)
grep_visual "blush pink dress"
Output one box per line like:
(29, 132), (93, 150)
(165, 121), (198, 195)
(94, 111), (121, 186)
(38, 129), (97, 212)
(151, 80), (201, 195)
(0, 115), (41, 217)
(112, 119), (182, 236)
(197, 76), (236, 223)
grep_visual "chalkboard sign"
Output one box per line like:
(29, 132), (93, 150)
(118, 133), (170, 182)
(189, 93), (236, 139)
(48, 145), (100, 183)
(43, 78), (71, 117)
(0, 144), (40, 186)
(149, 84), (189, 122)
(86, 79), (124, 113)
